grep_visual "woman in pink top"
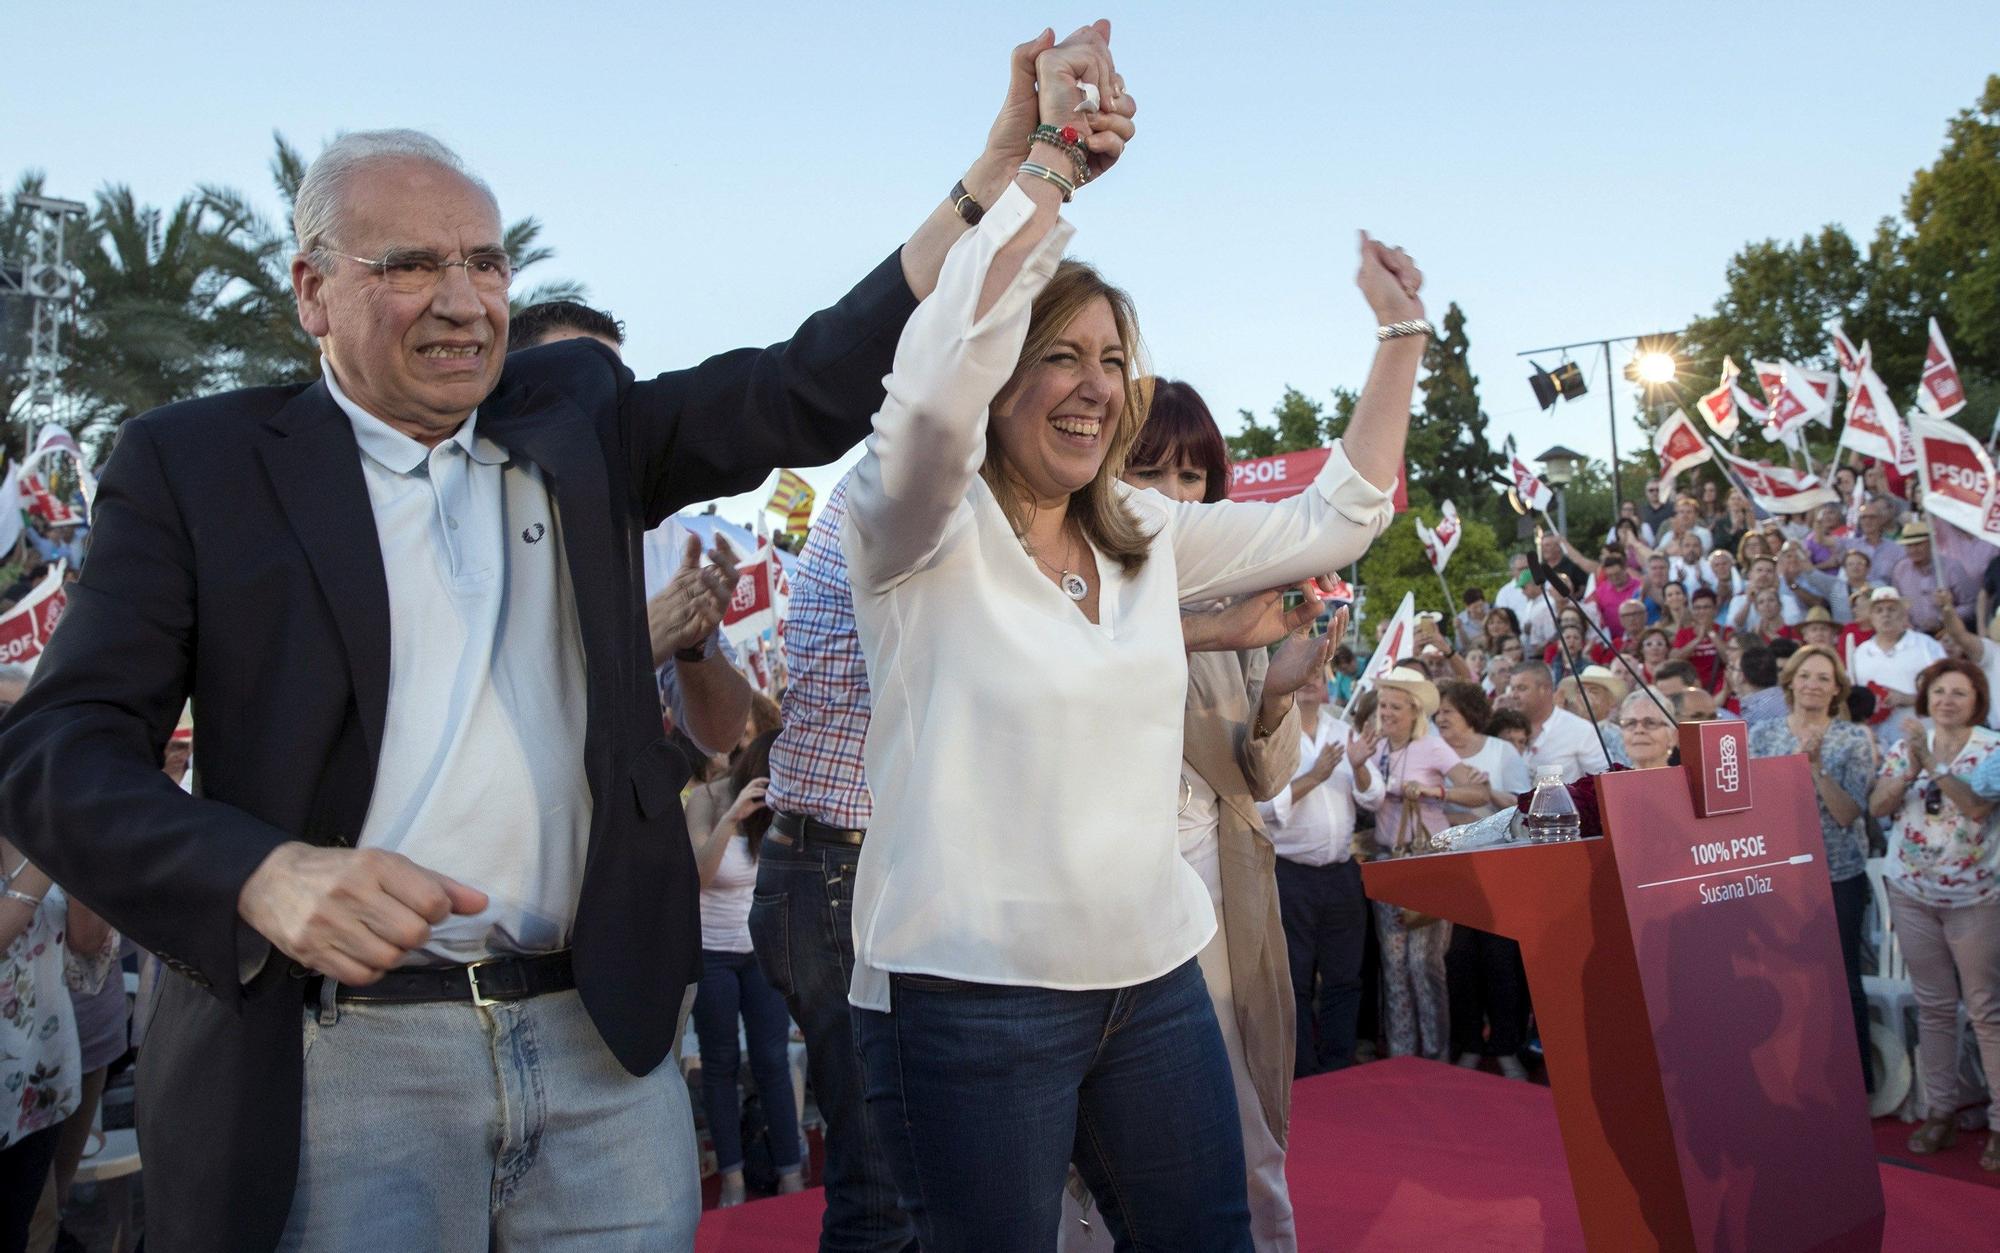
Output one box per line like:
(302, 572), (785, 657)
(1358, 668), (1489, 1058)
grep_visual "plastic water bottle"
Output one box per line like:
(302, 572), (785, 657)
(1524, 771), (1582, 843)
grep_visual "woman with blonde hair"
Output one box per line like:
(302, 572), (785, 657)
(1356, 668), (1488, 1058)
(1749, 644), (1875, 1091)
(840, 80), (1427, 1246)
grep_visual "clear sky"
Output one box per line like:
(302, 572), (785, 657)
(10, 2), (1997, 525)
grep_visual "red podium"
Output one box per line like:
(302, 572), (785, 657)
(1361, 740), (1884, 1252)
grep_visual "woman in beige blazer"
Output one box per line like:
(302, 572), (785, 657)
(1061, 379), (1336, 1253)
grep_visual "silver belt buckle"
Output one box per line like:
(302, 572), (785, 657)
(466, 957), (505, 1007)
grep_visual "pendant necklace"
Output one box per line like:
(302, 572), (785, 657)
(1026, 528), (1090, 602)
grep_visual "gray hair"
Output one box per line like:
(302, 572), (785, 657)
(293, 129), (495, 261)
(1619, 686), (1669, 719)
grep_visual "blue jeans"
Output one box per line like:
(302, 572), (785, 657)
(692, 948), (803, 1176)
(277, 989), (699, 1252)
(750, 834), (916, 1252)
(856, 957), (1251, 1253)
(1275, 856), (1368, 1075)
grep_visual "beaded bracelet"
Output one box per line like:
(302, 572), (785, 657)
(1030, 124), (1090, 187)
(1018, 161), (1076, 203)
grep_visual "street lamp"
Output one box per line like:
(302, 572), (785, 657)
(1536, 444), (1586, 536)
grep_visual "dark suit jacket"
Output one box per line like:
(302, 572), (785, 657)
(0, 252), (916, 1252)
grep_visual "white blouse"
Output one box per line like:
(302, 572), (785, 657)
(841, 184), (1395, 1011)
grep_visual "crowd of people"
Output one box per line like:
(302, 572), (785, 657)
(1391, 463), (2000, 1180)
(0, 19), (1993, 1253)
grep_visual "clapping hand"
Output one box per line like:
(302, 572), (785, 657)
(648, 535), (743, 664)
(1265, 606), (1351, 697)
(1357, 231), (1425, 325)
(1902, 718), (1931, 777)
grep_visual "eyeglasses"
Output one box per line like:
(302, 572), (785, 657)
(1618, 717), (1672, 732)
(317, 243), (513, 293)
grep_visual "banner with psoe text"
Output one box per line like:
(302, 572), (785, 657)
(0, 561), (68, 671)
(1652, 409), (1713, 483)
(1229, 448), (1407, 512)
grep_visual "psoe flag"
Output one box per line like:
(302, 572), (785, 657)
(1713, 444), (1837, 514)
(1510, 456), (1554, 514)
(1906, 409), (2000, 541)
(1838, 365), (1905, 465)
(1695, 357), (1740, 438)
(1355, 591), (1416, 697)
(1653, 409), (1713, 483)
(1830, 323), (1864, 390)
(1920, 317), (1968, 418)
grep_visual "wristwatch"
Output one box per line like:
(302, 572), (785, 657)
(674, 638), (710, 664)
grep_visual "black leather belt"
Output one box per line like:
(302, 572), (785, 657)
(306, 949), (575, 1007)
(771, 809), (867, 848)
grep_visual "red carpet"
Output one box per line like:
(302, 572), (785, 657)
(696, 1058), (2000, 1250)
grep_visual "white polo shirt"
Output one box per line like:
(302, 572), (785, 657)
(326, 362), (592, 965)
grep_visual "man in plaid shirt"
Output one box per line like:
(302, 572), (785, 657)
(754, 473), (910, 1249)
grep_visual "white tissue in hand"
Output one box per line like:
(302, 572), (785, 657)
(1075, 81), (1100, 113)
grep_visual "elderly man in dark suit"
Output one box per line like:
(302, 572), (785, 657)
(0, 26), (1134, 1252)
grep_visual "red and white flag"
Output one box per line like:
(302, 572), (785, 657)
(1732, 382), (1769, 423)
(1790, 363), (1839, 425)
(1919, 317), (1968, 418)
(1510, 456), (1554, 515)
(1906, 409), (2000, 544)
(1415, 500), (1463, 574)
(1830, 323), (1865, 390)
(1839, 365), (1905, 465)
(1653, 409), (1713, 482)
(1753, 359), (1830, 441)
(1712, 444), (1836, 514)
(1695, 357), (1741, 438)
(0, 561), (68, 672)
(1354, 591), (1416, 697)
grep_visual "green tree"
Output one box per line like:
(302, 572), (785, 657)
(1676, 75), (2000, 447)
(1408, 302), (1504, 522)
(1354, 510), (1510, 648)
(1904, 74), (2000, 383)
(1224, 385), (1341, 461)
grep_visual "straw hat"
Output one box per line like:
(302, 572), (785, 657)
(1803, 606), (1835, 626)
(1899, 519), (1933, 543)
(1375, 666), (1440, 720)
(1577, 664), (1631, 707)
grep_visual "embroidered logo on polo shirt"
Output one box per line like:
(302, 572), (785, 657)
(522, 522), (546, 544)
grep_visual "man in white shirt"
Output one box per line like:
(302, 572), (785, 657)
(1506, 660), (1611, 783)
(1851, 587), (1946, 748)
(1515, 581), (1557, 651)
(1260, 680), (1383, 1076)
(1493, 554), (1533, 622)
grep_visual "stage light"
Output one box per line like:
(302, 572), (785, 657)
(1633, 351), (1677, 385)
(1528, 361), (1588, 410)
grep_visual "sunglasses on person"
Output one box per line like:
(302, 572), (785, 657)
(1617, 716), (1673, 732)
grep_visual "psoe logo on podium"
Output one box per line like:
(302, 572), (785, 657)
(1678, 719), (1753, 817)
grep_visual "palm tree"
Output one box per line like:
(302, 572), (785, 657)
(61, 185), (262, 441)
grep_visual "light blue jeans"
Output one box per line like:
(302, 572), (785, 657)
(276, 988), (700, 1252)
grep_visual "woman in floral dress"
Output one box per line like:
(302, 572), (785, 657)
(1, 835), (118, 1253)
(1868, 659), (2000, 1172)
